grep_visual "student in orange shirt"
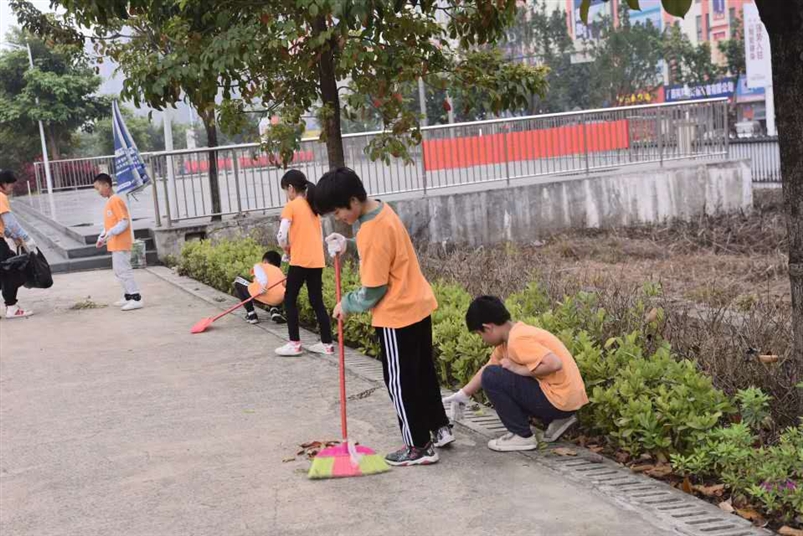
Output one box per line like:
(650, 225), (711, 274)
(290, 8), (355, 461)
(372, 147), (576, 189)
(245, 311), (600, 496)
(317, 167), (452, 467)
(443, 296), (588, 451)
(0, 170), (37, 318)
(274, 170), (333, 356)
(233, 250), (286, 325)
(93, 174), (142, 311)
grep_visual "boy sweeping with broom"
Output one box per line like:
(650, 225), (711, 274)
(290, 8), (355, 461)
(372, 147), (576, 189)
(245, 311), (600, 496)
(315, 167), (453, 467)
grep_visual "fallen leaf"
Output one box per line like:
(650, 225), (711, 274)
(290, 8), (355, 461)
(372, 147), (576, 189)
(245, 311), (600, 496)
(552, 447), (578, 457)
(779, 527), (803, 536)
(645, 464), (673, 478)
(615, 451), (629, 463)
(655, 452), (668, 464)
(645, 307), (659, 323)
(692, 483), (725, 497)
(282, 456), (296, 463)
(718, 500), (734, 513)
(638, 453), (652, 461)
(735, 507), (765, 524)
(587, 453), (605, 463)
(576, 435), (588, 447)
(682, 476), (692, 494)
(589, 445), (604, 453)
(759, 354), (779, 364)
(630, 464), (655, 473)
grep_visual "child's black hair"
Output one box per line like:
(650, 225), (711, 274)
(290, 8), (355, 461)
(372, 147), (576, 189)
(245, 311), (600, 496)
(465, 296), (511, 332)
(263, 250), (282, 267)
(94, 173), (113, 187)
(280, 169), (319, 215)
(0, 170), (18, 185)
(312, 167), (368, 215)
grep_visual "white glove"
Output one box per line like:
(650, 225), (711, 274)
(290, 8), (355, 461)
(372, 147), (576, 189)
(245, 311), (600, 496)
(281, 253), (290, 264)
(23, 238), (37, 252)
(442, 389), (470, 422)
(325, 233), (346, 258)
(96, 231), (108, 248)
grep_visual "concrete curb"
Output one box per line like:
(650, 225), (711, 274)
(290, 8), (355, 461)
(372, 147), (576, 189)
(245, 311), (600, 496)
(146, 265), (772, 536)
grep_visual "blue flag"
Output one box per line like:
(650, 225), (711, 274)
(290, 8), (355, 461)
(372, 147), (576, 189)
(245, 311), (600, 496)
(112, 100), (151, 195)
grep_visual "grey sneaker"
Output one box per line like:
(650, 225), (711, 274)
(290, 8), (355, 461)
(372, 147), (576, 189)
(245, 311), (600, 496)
(385, 443), (439, 466)
(432, 425), (455, 448)
(543, 415), (578, 443)
(487, 432), (538, 452)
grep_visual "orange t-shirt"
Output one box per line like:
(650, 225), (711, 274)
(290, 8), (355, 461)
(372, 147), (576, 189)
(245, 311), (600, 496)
(280, 197), (325, 269)
(104, 194), (133, 252)
(0, 192), (10, 236)
(489, 322), (589, 412)
(248, 262), (286, 306)
(356, 203), (437, 328)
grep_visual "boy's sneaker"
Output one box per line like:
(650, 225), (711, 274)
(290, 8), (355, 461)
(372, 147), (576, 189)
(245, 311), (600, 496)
(487, 432), (538, 452)
(269, 308), (286, 324)
(308, 342), (334, 355)
(5, 305), (33, 319)
(275, 341), (303, 356)
(245, 311), (259, 324)
(543, 414), (578, 443)
(385, 443), (439, 466)
(121, 300), (144, 311)
(113, 297), (128, 307)
(432, 425), (455, 448)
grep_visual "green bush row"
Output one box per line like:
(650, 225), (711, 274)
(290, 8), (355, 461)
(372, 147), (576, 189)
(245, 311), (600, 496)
(178, 238), (801, 520)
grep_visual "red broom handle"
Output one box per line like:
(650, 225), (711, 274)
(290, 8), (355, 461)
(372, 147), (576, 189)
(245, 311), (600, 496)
(335, 254), (348, 441)
(211, 277), (287, 322)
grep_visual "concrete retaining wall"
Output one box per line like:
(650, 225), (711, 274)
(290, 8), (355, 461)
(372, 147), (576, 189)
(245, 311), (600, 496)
(153, 159), (752, 259)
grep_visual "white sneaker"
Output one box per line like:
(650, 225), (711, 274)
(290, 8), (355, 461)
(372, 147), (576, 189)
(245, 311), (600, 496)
(543, 415), (578, 443)
(113, 298), (128, 307)
(308, 342), (334, 355)
(275, 341), (303, 356)
(487, 432), (538, 452)
(433, 425), (455, 448)
(5, 305), (33, 319)
(121, 300), (144, 311)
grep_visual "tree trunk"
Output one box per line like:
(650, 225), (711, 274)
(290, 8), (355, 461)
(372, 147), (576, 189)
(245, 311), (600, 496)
(756, 1), (803, 378)
(200, 109), (222, 222)
(315, 16), (345, 170)
(47, 125), (62, 188)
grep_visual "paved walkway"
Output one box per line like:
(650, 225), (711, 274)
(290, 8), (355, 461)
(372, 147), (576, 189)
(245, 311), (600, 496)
(1, 269), (679, 536)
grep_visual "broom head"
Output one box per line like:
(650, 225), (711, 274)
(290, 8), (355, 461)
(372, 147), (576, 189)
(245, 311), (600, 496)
(308, 441), (390, 479)
(190, 317), (214, 334)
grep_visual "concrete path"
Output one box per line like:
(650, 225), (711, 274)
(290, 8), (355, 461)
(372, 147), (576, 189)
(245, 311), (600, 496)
(1, 270), (677, 536)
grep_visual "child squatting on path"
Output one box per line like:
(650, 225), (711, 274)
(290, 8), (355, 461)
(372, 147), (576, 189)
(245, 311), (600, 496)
(0, 169), (37, 318)
(93, 173), (143, 311)
(275, 169), (334, 357)
(443, 296), (589, 451)
(233, 250), (287, 325)
(316, 167), (453, 467)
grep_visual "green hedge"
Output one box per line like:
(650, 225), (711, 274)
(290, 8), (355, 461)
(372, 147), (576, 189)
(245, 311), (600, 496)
(178, 238), (801, 521)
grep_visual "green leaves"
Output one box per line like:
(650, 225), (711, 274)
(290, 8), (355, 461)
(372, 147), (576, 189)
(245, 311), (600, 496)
(661, 0), (692, 18)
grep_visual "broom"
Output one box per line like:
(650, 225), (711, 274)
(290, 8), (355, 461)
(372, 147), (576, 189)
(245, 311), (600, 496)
(190, 278), (286, 334)
(308, 255), (390, 479)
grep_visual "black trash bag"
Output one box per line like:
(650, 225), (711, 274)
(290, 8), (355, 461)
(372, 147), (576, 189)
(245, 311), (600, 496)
(0, 250), (30, 287)
(24, 249), (53, 289)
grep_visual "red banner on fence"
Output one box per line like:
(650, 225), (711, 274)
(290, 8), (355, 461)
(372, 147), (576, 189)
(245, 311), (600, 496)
(182, 150), (315, 173)
(422, 120), (630, 171)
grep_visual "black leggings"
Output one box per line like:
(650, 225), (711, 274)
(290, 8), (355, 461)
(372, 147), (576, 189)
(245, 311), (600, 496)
(284, 266), (332, 344)
(0, 240), (22, 306)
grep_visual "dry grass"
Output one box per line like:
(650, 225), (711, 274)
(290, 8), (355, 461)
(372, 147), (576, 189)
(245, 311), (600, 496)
(416, 189), (801, 428)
